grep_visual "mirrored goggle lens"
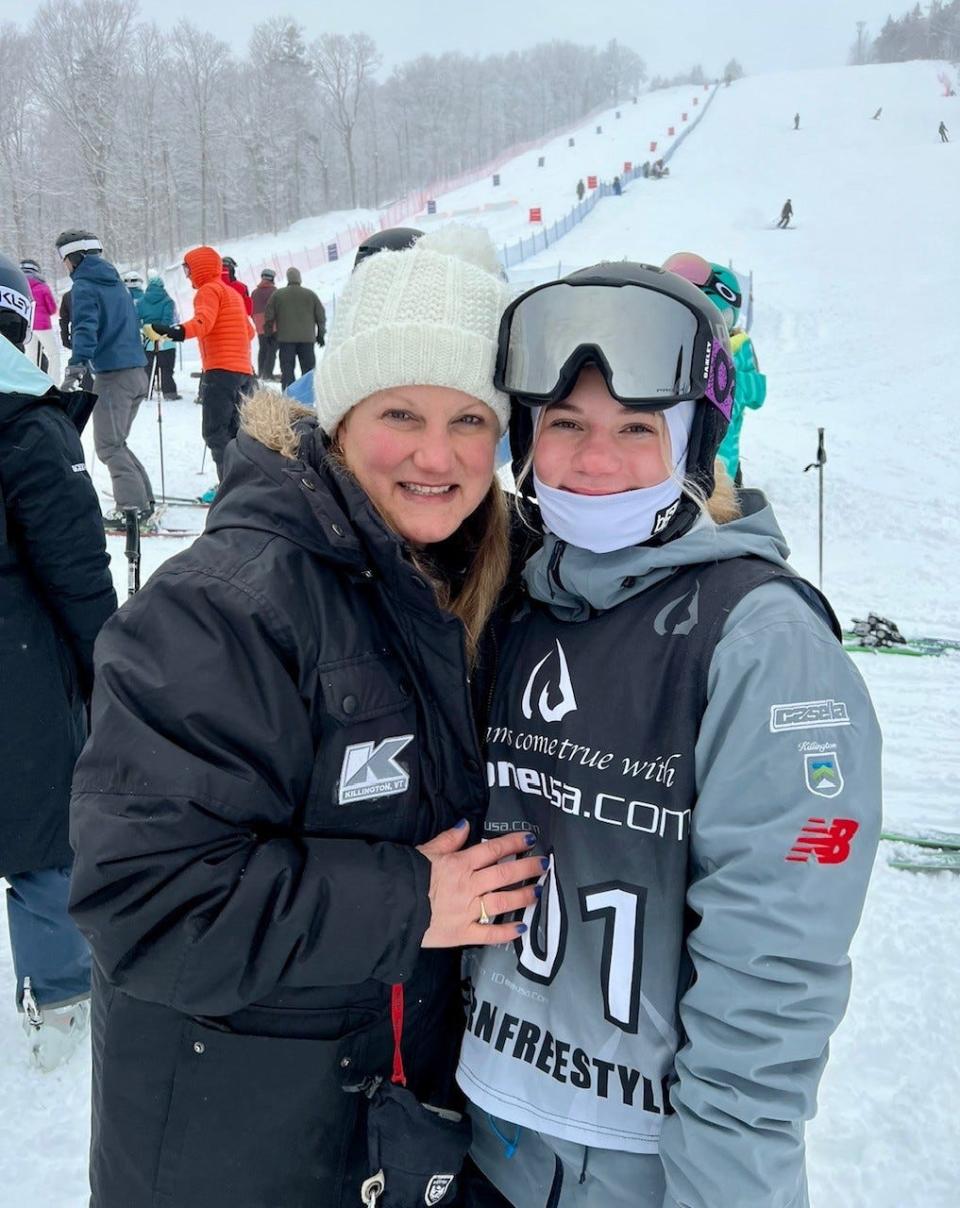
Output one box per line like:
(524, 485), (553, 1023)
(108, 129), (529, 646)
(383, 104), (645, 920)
(501, 282), (704, 401)
(662, 251), (713, 287)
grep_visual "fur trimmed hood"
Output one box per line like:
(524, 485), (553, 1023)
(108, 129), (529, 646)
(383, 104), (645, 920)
(239, 389), (316, 460)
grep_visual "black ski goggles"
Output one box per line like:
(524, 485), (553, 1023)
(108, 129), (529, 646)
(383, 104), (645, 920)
(495, 278), (734, 419)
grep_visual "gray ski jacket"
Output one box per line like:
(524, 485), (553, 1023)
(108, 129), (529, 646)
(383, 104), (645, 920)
(472, 490), (881, 1208)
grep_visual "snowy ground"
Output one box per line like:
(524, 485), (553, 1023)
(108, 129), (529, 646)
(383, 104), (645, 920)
(2, 60), (958, 1206)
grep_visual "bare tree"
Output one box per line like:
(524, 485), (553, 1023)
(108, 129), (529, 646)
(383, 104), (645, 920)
(0, 24), (36, 256)
(313, 32), (381, 208)
(31, 0), (139, 250)
(169, 21), (229, 243)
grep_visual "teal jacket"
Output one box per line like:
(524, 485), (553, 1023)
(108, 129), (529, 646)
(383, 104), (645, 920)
(717, 330), (766, 478)
(136, 280), (176, 353)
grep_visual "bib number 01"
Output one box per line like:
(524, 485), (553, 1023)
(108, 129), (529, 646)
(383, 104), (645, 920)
(514, 853), (648, 1034)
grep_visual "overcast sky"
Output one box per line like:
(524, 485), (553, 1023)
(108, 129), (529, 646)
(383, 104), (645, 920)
(0, 1), (904, 76)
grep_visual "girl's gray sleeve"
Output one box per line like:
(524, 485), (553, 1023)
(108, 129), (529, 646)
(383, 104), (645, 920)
(659, 582), (882, 1208)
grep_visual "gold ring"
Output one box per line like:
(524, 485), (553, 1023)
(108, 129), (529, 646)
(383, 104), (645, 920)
(478, 897), (492, 925)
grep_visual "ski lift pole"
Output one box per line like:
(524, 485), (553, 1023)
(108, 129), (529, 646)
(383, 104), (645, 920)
(804, 427), (826, 590)
(123, 508), (141, 598)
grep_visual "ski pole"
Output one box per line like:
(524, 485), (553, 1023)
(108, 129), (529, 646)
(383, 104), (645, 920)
(804, 428), (826, 590)
(148, 343), (167, 501)
(123, 507), (141, 598)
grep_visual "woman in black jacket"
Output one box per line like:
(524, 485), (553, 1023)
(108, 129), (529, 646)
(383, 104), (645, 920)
(69, 226), (542, 1208)
(0, 254), (116, 1071)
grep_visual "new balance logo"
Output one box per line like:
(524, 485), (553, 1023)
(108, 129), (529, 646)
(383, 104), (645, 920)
(786, 817), (860, 864)
(521, 640), (578, 723)
(337, 735), (413, 804)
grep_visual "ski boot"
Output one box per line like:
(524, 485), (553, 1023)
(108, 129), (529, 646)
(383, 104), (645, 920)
(22, 978), (91, 1073)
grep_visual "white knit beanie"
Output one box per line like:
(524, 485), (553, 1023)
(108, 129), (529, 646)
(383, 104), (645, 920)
(315, 224), (512, 435)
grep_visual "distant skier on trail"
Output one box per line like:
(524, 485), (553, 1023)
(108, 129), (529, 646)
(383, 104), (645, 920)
(872, 107), (882, 120)
(938, 121), (949, 143)
(794, 111), (800, 130)
(576, 177), (586, 202)
(251, 268), (278, 380)
(612, 174), (622, 195)
(776, 198), (793, 227)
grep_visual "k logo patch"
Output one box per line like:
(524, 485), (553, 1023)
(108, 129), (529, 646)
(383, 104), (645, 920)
(804, 752), (844, 798)
(338, 735), (413, 804)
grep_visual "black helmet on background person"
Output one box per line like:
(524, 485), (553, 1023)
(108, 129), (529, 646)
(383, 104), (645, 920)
(0, 252), (36, 350)
(501, 261), (735, 545)
(353, 226), (424, 269)
(55, 229), (103, 264)
(20, 258), (42, 277)
(222, 255), (238, 278)
(260, 268), (276, 281)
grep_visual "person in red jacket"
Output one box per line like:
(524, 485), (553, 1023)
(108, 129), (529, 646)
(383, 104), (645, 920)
(221, 255), (253, 316)
(149, 247), (255, 483)
(250, 268), (278, 380)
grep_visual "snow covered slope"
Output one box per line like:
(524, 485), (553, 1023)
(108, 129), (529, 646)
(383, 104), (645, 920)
(2, 60), (958, 1207)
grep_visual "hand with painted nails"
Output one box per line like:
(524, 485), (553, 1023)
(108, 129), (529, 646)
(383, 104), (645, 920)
(417, 822), (543, 948)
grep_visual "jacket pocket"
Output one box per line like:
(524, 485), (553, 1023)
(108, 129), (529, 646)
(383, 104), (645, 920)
(153, 1011), (374, 1208)
(306, 653), (420, 839)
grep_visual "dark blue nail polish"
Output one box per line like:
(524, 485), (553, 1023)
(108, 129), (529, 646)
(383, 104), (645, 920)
(454, 818), (469, 829)
(516, 924), (528, 935)
(524, 833), (537, 846)
(540, 857), (550, 871)
(534, 884), (543, 898)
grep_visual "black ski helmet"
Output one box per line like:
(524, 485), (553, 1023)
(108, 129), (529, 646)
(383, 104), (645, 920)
(20, 258), (42, 277)
(260, 268), (277, 281)
(0, 253), (36, 350)
(353, 226), (424, 269)
(55, 229), (102, 270)
(222, 255), (238, 278)
(505, 261), (734, 546)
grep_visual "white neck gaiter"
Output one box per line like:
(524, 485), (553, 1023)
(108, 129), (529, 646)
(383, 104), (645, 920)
(533, 401), (695, 554)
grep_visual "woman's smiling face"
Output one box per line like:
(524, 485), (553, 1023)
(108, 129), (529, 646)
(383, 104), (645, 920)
(337, 385), (499, 545)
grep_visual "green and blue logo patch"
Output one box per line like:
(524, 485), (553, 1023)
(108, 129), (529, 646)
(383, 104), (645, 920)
(804, 752), (844, 798)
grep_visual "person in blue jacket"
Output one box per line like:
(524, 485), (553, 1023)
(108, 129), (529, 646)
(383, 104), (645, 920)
(56, 229), (153, 527)
(0, 253), (117, 1072)
(137, 273), (181, 400)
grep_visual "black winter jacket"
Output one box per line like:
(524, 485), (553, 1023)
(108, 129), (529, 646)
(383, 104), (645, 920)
(0, 386), (116, 877)
(69, 399), (506, 1208)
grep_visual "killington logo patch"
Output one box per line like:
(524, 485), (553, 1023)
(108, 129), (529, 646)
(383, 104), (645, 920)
(424, 1174), (455, 1205)
(803, 752), (844, 798)
(338, 735), (413, 804)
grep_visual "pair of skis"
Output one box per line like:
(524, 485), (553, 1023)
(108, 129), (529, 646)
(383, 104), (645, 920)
(881, 829), (960, 872)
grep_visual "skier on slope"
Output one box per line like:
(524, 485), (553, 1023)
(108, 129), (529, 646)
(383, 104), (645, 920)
(147, 245), (256, 502)
(0, 252), (116, 1073)
(456, 262), (882, 1208)
(221, 253), (253, 315)
(663, 251), (766, 483)
(777, 197), (794, 227)
(68, 225), (539, 1208)
(250, 267), (278, 380)
(938, 120), (949, 143)
(794, 111), (800, 129)
(576, 178), (586, 202)
(19, 258), (60, 382)
(56, 229), (154, 529)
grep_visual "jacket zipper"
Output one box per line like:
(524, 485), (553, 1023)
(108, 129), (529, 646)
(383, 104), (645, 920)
(548, 540), (567, 597)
